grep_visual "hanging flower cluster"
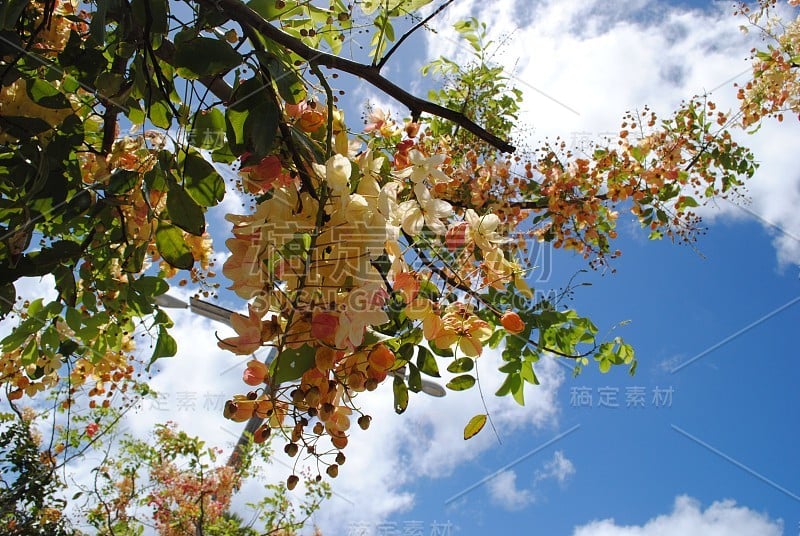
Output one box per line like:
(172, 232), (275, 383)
(219, 103), (536, 473)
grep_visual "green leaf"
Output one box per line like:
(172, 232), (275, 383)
(65, 307), (82, 332)
(167, 184), (205, 236)
(495, 372), (520, 397)
(247, 0), (298, 20)
(131, 0), (169, 34)
(155, 223), (194, 269)
(428, 340), (453, 357)
(134, 276), (169, 297)
(446, 374), (475, 391)
(463, 414), (487, 440)
(20, 338), (38, 366)
(393, 375), (408, 414)
(520, 361), (539, 385)
(447, 357), (474, 373)
(416, 346), (440, 377)
(54, 264), (77, 306)
(226, 108), (248, 152)
(486, 329), (504, 349)
(676, 196), (700, 210)
(0, 115), (51, 138)
(246, 100), (279, 156)
(182, 152), (225, 206)
(26, 79), (70, 109)
(1, 0), (29, 30)
(396, 342), (415, 366)
(260, 52), (307, 104)
(89, 0), (107, 42)
(407, 362), (422, 393)
(148, 327), (177, 369)
(512, 378), (525, 406)
(192, 108), (226, 149)
(148, 100), (172, 129)
(174, 37), (242, 79)
(0, 283), (15, 319)
(272, 345), (316, 384)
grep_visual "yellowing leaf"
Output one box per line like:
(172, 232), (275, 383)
(464, 414), (487, 440)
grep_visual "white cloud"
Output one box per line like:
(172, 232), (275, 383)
(573, 495), (783, 536)
(535, 450), (576, 486)
(487, 470), (534, 511)
(484, 449), (575, 512)
(423, 0), (800, 265)
(310, 353), (565, 532)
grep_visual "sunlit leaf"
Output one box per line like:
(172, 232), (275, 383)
(393, 375), (408, 414)
(416, 346), (440, 377)
(463, 414), (487, 440)
(446, 374), (475, 391)
(155, 223), (194, 269)
(174, 37), (242, 79)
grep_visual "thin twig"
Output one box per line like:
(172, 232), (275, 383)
(377, 0), (456, 71)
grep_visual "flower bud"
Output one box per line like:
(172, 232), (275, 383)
(500, 311), (525, 335)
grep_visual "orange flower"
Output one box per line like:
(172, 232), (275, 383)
(217, 305), (274, 355)
(223, 396), (255, 422)
(393, 271), (420, 302)
(240, 155), (284, 194)
(242, 359), (269, 386)
(367, 344), (395, 382)
(298, 109), (325, 132)
(500, 311), (525, 335)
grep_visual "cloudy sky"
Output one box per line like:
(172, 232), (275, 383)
(9, 0), (800, 535)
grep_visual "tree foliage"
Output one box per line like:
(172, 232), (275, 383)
(0, 0), (793, 500)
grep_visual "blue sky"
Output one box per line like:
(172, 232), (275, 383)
(10, 1), (797, 534)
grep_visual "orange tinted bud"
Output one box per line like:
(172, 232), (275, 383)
(224, 399), (255, 422)
(368, 344), (395, 372)
(501, 311), (525, 334)
(445, 221), (469, 251)
(254, 425), (271, 443)
(243, 359), (269, 386)
(315, 346), (337, 371)
(331, 433), (348, 449)
(255, 399), (273, 419)
(311, 312), (338, 341)
(298, 110), (325, 132)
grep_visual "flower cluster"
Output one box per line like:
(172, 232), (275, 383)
(219, 103), (535, 471)
(736, 1), (800, 127)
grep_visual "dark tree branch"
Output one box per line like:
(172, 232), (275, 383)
(193, 0), (516, 153)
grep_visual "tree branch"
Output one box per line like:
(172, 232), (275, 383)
(193, 0), (516, 153)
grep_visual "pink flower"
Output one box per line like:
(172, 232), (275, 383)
(446, 221), (470, 251)
(311, 312), (339, 341)
(85, 422), (100, 438)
